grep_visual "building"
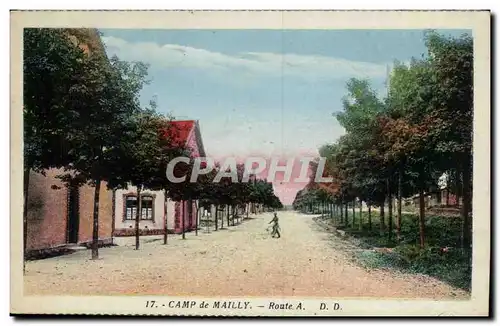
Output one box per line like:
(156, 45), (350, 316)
(26, 169), (114, 256)
(113, 120), (207, 236)
(25, 29), (114, 257)
(404, 173), (460, 209)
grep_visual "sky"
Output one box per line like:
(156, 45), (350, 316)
(100, 29), (470, 204)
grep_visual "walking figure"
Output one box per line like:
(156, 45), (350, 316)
(268, 212), (281, 238)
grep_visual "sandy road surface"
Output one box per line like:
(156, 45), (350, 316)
(24, 211), (468, 299)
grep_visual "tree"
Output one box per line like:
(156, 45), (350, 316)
(109, 108), (179, 250)
(23, 28), (89, 269)
(293, 31), (473, 253)
(58, 55), (150, 258)
(386, 58), (441, 247)
(335, 79), (388, 231)
(24, 29), (153, 259)
(425, 31), (473, 250)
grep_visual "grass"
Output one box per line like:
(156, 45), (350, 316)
(318, 210), (472, 291)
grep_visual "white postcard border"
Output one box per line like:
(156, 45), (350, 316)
(10, 10), (491, 316)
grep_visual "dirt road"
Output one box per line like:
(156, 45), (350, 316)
(24, 211), (468, 299)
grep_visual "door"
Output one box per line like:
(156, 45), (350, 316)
(67, 185), (80, 244)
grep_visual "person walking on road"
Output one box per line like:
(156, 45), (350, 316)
(268, 212), (281, 238)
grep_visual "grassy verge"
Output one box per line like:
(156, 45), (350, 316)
(319, 211), (471, 291)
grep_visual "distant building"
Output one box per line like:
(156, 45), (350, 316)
(405, 173), (459, 209)
(113, 120), (207, 236)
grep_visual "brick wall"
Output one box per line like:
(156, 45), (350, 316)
(78, 182), (113, 244)
(26, 169), (114, 250)
(26, 169), (68, 250)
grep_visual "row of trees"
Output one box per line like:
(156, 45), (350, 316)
(293, 31), (473, 250)
(166, 160), (282, 237)
(23, 28), (282, 266)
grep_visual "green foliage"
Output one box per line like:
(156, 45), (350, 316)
(355, 246), (471, 290)
(337, 78), (385, 135)
(56, 55), (151, 188)
(23, 28), (87, 172)
(178, 163), (283, 212)
(23, 28), (160, 257)
(248, 178), (282, 209)
(295, 30), (473, 251)
(335, 210), (472, 290)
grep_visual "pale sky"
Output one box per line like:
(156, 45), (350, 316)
(100, 29), (470, 204)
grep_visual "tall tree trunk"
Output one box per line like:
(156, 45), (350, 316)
(221, 206), (229, 229)
(379, 198), (385, 236)
(352, 200), (356, 227)
(340, 203), (344, 224)
(418, 182), (426, 248)
(215, 205), (218, 231)
(23, 167), (30, 273)
(227, 205), (230, 226)
(387, 179), (393, 239)
(206, 205), (210, 233)
(246, 203), (249, 219)
(188, 201), (191, 234)
(111, 190), (116, 244)
(220, 206), (224, 228)
(344, 203), (348, 227)
(195, 200), (199, 236)
(461, 154), (472, 250)
(182, 200), (186, 239)
(454, 168), (461, 207)
(359, 199), (363, 231)
(92, 178), (102, 258)
(164, 191), (168, 245)
(134, 185), (141, 250)
(368, 205), (372, 230)
(396, 172), (402, 241)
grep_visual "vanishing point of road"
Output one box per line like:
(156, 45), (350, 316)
(24, 211), (468, 299)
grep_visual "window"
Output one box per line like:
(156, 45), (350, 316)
(125, 195), (137, 220)
(141, 195), (154, 220)
(123, 193), (155, 221)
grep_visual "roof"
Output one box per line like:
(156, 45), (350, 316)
(163, 120), (195, 147)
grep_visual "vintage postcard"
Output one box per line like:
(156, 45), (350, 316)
(10, 10), (490, 316)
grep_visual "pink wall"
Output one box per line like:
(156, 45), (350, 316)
(26, 169), (113, 250)
(174, 200), (197, 233)
(174, 126), (201, 233)
(186, 127), (201, 158)
(26, 169), (68, 250)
